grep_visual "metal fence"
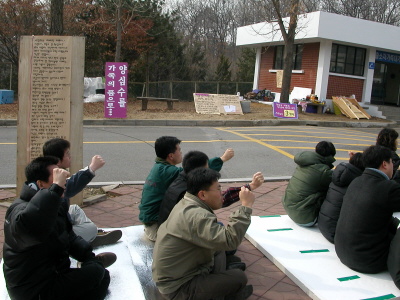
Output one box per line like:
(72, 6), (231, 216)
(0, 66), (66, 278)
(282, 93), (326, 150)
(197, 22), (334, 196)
(129, 81), (253, 101)
(0, 68), (253, 101)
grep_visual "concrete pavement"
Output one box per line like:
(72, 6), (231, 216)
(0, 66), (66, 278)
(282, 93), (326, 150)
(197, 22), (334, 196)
(0, 118), (397, 127)
(0, 117), (396, 299)
(0, 180), (313, 300)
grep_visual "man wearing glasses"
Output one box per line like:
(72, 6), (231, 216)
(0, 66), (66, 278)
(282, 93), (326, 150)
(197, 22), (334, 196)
(152, 168), (255, 300)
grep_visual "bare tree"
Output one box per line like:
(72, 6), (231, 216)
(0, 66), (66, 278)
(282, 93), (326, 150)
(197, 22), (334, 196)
(320, 0), (400, 25)
(168, 0), (266, 79)
(269, 0), (300, 103)
(50, 0), (64, 35)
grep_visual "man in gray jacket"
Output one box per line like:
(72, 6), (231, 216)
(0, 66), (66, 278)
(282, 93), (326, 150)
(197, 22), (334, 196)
(152, 168), (254, 300)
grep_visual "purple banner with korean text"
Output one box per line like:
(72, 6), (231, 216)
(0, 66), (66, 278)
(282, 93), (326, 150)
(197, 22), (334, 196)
(105, 62), (128, 118)
(273, 102), (298, 119)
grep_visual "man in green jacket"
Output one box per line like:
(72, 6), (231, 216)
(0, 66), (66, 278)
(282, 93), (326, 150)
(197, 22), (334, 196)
(152, 168), (254, 300)
(282, 141), (336, 226)
(139, 136), (234, 241)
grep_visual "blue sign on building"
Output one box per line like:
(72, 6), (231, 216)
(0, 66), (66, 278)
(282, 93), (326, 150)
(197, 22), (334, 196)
(368, 62), (375, 69)
(376, 51), (400, 65)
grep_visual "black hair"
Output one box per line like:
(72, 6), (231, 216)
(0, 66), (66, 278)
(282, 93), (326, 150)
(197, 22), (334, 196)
(187, 168), (221, 196)
(182, 151), (209, 174)
(25, 156), (59, 183)
(155, 136), (182, 159)
(43, 138), (70, 161)
(349, 152), (364, 171)
(362, 145), (392, 169)
(376, 128), (398, 151)
(315, 141), (336, 157)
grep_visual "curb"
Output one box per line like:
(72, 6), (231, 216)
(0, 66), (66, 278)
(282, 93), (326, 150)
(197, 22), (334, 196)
(0, 119), (397, 128)
(0, 177), (292, 190)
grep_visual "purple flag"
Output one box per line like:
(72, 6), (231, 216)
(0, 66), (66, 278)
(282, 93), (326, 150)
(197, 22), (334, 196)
(105, 62), (128, 118)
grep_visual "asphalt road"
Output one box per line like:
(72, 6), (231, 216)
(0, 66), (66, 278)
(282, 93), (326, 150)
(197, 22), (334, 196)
(0, 125), (397, 186)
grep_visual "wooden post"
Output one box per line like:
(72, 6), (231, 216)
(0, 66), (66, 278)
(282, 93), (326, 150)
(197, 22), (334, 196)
(17, 36), (85, 205)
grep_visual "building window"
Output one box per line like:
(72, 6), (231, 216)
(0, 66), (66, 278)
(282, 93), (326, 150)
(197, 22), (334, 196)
(274, 44), (303, 70)
(330, 44), (366, 76)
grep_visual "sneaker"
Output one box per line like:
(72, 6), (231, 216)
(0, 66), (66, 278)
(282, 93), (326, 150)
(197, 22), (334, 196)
(225, 285), (253, 300)
(226, 254), (242, 264)
(90, 229), (122, 248)
(226, 262), (246, 271)
(95, 252), (117, 268)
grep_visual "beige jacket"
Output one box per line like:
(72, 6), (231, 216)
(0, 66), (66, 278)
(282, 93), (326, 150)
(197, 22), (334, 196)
(152, 192), (252, 295)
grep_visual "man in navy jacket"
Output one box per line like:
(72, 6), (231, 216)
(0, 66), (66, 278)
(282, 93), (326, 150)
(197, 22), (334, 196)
(43, 138), (122, 247)
(3, 157), (115, 300)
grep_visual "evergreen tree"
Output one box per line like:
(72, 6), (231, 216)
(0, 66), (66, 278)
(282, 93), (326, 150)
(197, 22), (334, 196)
(236, 48), (256, 82)
(185, 41), (207, 81)
(124, 0), (190, 82)
(215, 54), (231, 81)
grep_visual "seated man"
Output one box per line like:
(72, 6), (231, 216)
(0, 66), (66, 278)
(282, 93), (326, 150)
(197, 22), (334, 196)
(139, 135), (234, 241)
(43, 138), (122, 247)
(152, 168), (254, 300)
(318, 152), (364, 243)
(282, 141), (336, 226)
(3, 156), (116, 300)
(335, 145), (400, 273)
(158, 150), (264, 225)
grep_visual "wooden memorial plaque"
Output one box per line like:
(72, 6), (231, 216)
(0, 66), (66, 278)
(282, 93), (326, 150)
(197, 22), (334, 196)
(17, 36), (85, 204)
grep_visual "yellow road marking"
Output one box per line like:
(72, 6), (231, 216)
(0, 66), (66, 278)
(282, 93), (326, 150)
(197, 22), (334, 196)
(216, 128), (295, 159)
(245, 133), (374, 142)
(230, 128), (376, 138)
(276, 146), (361, 152)
(260, 140), (371, 147)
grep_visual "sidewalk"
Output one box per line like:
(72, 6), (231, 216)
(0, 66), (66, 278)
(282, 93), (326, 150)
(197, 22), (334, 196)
(0, 118), (397, 127)
(0, 181), (311, 300)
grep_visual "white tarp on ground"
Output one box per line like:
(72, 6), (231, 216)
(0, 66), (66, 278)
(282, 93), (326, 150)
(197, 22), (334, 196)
(0, 226), (163, 300)
(84, 77), (105, 102)
(246, 214), (400, 300)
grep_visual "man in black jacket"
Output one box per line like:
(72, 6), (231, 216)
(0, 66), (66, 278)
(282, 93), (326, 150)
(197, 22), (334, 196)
(335, 145), (400, 274)
(3, 157), (116, 300)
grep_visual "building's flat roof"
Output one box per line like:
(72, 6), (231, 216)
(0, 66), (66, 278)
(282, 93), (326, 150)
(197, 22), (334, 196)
(236, 11), (400, 53)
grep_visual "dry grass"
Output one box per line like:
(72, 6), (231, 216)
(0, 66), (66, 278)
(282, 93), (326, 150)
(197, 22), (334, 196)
(0, 99), (387, 123)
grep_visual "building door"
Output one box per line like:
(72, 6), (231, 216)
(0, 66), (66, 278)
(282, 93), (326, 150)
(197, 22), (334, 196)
(371, 62), (386, 105)
(373, 51), (400, 106)
(385, 63), (400, 105)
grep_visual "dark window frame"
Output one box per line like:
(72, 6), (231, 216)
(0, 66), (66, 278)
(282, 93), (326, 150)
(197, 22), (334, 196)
(273, 44), (303, 70)
(329, 43), (366, 76)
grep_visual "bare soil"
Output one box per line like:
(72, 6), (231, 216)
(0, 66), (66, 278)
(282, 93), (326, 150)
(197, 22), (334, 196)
(0, 99), (388, 122)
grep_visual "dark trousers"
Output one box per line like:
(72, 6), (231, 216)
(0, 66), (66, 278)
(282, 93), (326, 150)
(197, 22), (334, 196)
(40, 258), (110, 300)
(164, 251), (247, 300)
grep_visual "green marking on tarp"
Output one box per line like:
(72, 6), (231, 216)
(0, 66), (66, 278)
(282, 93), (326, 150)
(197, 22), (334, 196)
(361, 294), (396, 300)
(337, 275), (360, 282)
(299, 249), (329, 254)
(259, 215), (281, 218)
(267, 228), (293, 232)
